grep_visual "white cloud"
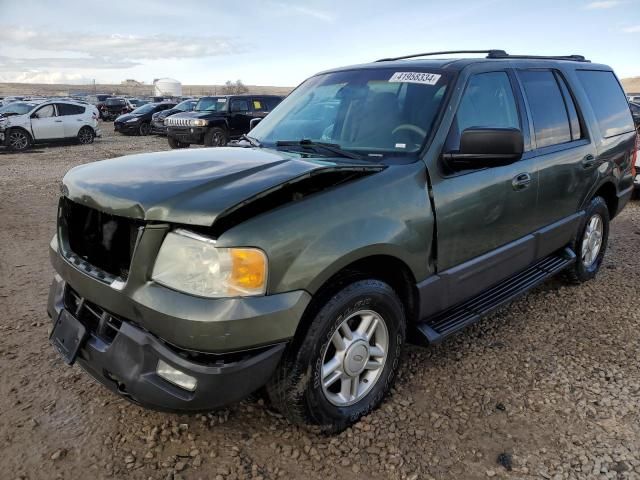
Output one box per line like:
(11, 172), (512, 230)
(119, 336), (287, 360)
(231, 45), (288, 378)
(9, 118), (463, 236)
(0, 56), (139, 71)
(0, 26), (245, 61)
(268, 2), (335, 22)
(585, 0), (622, 8)
(622, 25), (640, 32)
(0, 71), (94, 84)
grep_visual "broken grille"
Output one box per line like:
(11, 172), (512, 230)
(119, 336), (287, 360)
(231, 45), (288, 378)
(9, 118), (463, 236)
(59, 198), (142, 280)
(65, 286), (123, 344)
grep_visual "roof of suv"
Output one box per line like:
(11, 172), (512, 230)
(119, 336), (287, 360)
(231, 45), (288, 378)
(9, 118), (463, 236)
(320, 51), (611, 75)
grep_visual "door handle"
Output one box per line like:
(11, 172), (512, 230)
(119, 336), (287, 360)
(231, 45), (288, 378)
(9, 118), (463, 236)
(54, 120), (63, 123)
(581, 154), (598, 169)
(512, 172), (532, 191)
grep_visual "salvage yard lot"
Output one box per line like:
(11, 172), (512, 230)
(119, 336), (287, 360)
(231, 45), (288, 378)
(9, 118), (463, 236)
(1, 125), (639, 480)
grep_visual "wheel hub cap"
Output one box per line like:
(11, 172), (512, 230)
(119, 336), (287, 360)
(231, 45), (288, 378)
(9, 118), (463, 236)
(321, 310), (389, 407)
(581, 214), (603, 267)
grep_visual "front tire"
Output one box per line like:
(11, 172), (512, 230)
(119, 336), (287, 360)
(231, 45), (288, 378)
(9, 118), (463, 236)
(204, 127), (228, 147)
(267, 280), (406, 432)
(564, 196), (609, 283)
(7, 129), (32, 151)
(138, 122), (151, 136)
(168, 136), (190, 149)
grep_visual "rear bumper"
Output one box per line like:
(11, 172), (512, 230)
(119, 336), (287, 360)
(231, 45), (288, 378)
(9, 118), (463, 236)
(48, 275), (286, 411)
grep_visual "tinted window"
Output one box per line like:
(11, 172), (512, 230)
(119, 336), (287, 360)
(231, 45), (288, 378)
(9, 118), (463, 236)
(555, 73), (582, 141)
(520, 70), (571, 148)
(264, 97), (282, 110)
(446, 71), (519, 151)
(57, 103), (85, 116)
(577, 71), (635, 138)
(630, 103), (640, 114)
(230, 99), (249, 112)
(34, 104), (56, 118)
(251, 98), (265, 112)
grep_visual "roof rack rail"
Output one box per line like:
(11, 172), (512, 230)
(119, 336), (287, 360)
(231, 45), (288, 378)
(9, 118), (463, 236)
(486, 51), (590, 62)
(375, 50), (590, 63)
(375, 50), (508, 62)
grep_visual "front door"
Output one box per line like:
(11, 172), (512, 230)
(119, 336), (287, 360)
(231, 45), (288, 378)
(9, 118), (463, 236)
(429, 70), (540, 307)
(228, 98), (251, 137)
(31, 104), (64, 140)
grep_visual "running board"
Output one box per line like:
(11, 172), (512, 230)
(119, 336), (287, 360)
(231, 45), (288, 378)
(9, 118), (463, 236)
(414, 247), (576, 345)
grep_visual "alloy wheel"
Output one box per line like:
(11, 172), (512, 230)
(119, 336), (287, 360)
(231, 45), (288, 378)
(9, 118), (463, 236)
(581, 214), (603, 267)
(321, 310), (389, 406)
(8, 131), (29, 150)
(78, 128), (94, 144)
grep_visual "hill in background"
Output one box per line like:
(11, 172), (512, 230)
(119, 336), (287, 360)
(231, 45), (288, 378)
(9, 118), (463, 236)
(1, 77), (639, 97)
(0, 82), (293, 97)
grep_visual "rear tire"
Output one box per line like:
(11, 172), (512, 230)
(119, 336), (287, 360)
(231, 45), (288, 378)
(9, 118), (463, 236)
(7, 129), (32, 151)
(267, 279), (406, 432)
(77, 126), (95, 145)
(168, 136), (190, 149)
(563, 196), (609, 283)
(204, 127), (228, 147)
(138, 122), (151, 136)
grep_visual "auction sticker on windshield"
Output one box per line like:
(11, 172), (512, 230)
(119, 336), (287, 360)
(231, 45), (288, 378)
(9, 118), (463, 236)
(389, 72), (441, 85)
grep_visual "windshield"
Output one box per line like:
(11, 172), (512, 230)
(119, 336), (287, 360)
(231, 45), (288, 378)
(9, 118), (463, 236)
(176, 100), (195, 111)
(250, 68), (450, 155)
(0, 102), (35, 115)
(195, 97), (228, 112)
(131, 103), (158, 115)
(106, 98), (126, 106)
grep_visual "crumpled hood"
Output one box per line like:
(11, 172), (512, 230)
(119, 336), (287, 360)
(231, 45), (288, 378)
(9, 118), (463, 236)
(62, 147), (381, 226)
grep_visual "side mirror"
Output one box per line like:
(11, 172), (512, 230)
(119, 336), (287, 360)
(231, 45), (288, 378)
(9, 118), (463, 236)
(443, 128), (524, 169)
(249, 117), (262, 130)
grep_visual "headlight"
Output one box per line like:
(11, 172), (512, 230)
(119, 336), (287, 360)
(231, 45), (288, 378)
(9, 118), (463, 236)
(126, 117), (139, 123)
(151, 229), (267, 297)
(191, 119), (207, 127)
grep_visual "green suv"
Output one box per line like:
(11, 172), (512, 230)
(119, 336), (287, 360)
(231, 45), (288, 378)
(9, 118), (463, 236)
(48, 50), (637, 431)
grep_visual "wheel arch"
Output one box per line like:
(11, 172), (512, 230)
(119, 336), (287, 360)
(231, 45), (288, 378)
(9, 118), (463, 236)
(293, 253), (419, 344)
(591, 180), (618, 219)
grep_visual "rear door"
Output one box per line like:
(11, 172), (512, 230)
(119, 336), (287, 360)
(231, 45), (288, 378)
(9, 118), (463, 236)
(30, 104), (64, 140)
(515, 69), (596, 256)
(56, 103), (87, 138)
(228, 98), (251, 136)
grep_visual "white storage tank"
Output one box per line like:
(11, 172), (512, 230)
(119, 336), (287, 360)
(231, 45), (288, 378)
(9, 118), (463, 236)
(153, 78), (182, 97)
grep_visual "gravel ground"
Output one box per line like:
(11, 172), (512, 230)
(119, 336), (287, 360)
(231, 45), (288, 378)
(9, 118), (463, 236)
(1, 125), (639, 480)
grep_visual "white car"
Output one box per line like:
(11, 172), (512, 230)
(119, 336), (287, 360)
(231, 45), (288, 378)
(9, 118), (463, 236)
(0, 100), (101, 151)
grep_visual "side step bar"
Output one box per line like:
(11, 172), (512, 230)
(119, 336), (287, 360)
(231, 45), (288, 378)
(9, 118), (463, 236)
(414, 247), (576, 345)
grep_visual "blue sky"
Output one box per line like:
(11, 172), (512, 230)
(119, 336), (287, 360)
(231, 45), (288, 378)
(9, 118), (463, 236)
(0, 0), (639, 85)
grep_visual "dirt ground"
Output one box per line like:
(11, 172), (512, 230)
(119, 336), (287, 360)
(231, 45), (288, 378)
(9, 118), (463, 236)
(1, 125), (639, 480)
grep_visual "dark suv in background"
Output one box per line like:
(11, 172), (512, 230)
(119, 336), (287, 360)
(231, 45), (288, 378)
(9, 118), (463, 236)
(114, 102), (177, 136)
(100, 97), (132, 121)
(151, 99), (197, 135)
(165, 94), (282, 148)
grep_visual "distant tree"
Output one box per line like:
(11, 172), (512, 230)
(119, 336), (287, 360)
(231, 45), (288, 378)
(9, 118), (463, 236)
(222, 79), (249, 94)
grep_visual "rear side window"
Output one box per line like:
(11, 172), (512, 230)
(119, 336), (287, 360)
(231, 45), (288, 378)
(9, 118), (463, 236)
(446, 71), (519, 151)
(264, 97), (282, 111)
(57, 103), (85, 116)
(519, 70), (571, 148)
(577, 70), (635, 138)
(251, 98), (265, 112)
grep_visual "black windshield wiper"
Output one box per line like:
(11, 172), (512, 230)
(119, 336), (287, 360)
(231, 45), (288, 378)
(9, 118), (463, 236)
(275, 139), (363, 160)
(227, 134), (262, 148)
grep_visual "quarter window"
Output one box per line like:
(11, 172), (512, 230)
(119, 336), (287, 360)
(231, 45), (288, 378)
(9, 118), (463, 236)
(57, 103), (85, 116)
(446, 71), (519, 151)
(520, 70), (572, 148)
(576, 70), (635, 138)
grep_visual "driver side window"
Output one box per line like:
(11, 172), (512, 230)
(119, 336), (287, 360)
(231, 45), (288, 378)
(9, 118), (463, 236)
(34, 104), (56, 119)
(446, 72), (519, 151)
